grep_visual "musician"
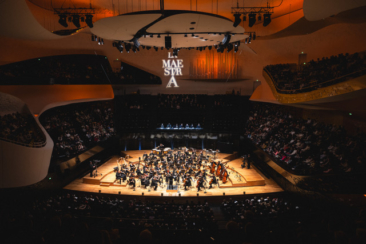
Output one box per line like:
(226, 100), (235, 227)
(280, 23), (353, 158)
(151, 175), (159, 190)
(197, 176), (205, 192)
(196, 123), (201, 129)
(241, 156), (246, 169)
(136, 167), (143, 176)
(143, 165), (149, 174)
(128, 178), (135, 188)
(179, 123), (183, 129)
(167, 123), (172, 129)
(89, 161), (96, 177)
(209, 175), (217, 189)
(116, 170), (126, 184)
(166, 172), (173, 189)
(184, 176), (192, 190)
(141, 175), (150, 188)
(130, 162), (136, 172)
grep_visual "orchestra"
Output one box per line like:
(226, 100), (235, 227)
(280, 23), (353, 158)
(113, 147), (237, 193)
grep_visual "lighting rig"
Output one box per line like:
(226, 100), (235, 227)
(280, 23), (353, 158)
(54, 4), (95, 28)
(231, 0), (280, 27)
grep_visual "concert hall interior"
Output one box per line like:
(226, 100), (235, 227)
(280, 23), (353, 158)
(1, 0), (366, 243)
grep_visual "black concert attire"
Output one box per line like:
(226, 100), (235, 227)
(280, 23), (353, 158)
(136, 168), (143, 176)
(209, 176), (217, 189)
(151, 177), (158, 190)
(128, 178), (135, 188)
(197, 177), (204, 191)
(89, 161), (96, 177)
(184, 177), (191, 190)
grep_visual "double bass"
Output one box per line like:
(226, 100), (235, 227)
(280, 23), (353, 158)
(210, 160), (217, 174)
(216, 161), (222, 176)
(221, 167), (228, 183)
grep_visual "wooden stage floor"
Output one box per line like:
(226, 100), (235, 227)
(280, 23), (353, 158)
(64, 150), (283, 197)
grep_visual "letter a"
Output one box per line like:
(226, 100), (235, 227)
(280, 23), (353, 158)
(166, 75), (179, 88)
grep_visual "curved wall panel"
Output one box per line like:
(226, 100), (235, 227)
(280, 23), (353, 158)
(0, 85), (114, 114)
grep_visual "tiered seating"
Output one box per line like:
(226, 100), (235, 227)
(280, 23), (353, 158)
(265, 51), (366, 93)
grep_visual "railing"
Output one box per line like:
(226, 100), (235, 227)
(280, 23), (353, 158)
(0, 136), (46, 148)
(264, 67), (366, 94)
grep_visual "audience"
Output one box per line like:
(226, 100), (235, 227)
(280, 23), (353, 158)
(245, 103), (366, 175)
(0, 112), (45, 147)
(0, 55), (113, 85)
(265, 51), (366, 93)
(40, 101), (115, 159)
(2, 191), (365, 244)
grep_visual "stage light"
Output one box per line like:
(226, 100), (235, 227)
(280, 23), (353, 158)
(157, 34), (161, 38)
(249, 13), (256, 27)
(85, 14), (93, 28)
(72, 15), (80, 28)
(191, 33), (195, 37)
(263, 13), (272, 26)
(146, 46), (151, 50)
(233, 13), (241, 27)
(132, 37), (140, 48)
(58, 14), (68, 27)
(227, 44), (233, 52)
(243, 15), (247, 21)
(172, 48), (178, 56)
(154, 46), (158, 51)
(150, 34), (153, 37)
(222, 34), (231, 45)
(184, 33), (188, 37)
(80, 16), (85, 22)
(258, 14), (262, 21)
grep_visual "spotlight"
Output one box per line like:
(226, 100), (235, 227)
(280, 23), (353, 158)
(263, 13), (272, 26)
(227, 44), (233, 52)
(157, 34), (161, 38)
(173, 48), (178, 57)
(243, 15), (247, 21)
(80, 16), (85, 22)
(191, 33), (195, 37)
(258, 15), (262, 21)
(72, 15), (80, 28)
(58, 14), (68, 27)
(249, 13), (256, 27)
(132, 37), (140, 48)
(233, 13), (241, 27)
(222, 34), (231, 45)
(68, 16), (72, 22)
(85, 14), (93, 28)
(184, 33), (188, 37)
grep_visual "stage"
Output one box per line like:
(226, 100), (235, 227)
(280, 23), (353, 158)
(64, 150), (283, 196)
